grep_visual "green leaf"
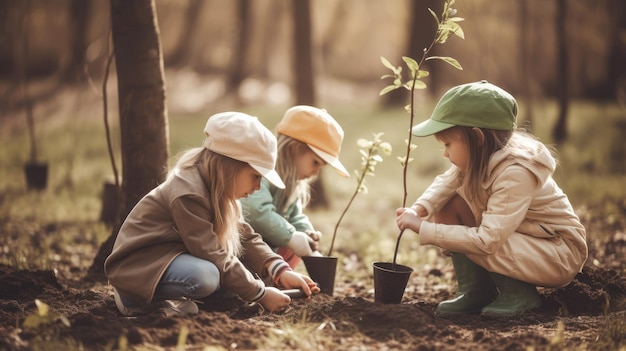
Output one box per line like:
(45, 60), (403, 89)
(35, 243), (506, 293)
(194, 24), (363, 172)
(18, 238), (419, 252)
(402, 56), (419, 72)
(425, 56), (463, 70)
(59, 315), (71, 327)
(35, 299), (49, 317)
(381, 56), (395, 71)
(356, 138), (370, 148)
(379, 85), (399, 96)
(428, 8), (439, 25)
(453, 25), (465, 39)
(23, 315), (43, 328)
(358, 184), (368, 194)
(405, 80), (428, 90)
(445, 21), (464, 39)
(416, 70), (430, 79)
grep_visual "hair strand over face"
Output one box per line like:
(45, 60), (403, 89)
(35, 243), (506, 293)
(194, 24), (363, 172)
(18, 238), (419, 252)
(437, 126), (512, 203)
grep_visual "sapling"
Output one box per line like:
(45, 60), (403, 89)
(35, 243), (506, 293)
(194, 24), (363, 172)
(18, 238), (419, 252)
(326, 132), (391, 256)
(379, 0), (465, 265)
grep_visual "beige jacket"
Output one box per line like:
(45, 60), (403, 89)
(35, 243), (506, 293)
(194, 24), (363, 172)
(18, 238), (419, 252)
(104, 165), (282, 304)
(415, 133), (588, 288)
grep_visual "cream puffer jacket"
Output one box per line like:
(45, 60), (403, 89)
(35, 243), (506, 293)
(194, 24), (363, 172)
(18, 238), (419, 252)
(415, 133), (588, 288)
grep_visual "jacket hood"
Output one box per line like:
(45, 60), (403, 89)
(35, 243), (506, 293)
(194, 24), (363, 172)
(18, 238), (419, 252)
(486, 133), (556, 187)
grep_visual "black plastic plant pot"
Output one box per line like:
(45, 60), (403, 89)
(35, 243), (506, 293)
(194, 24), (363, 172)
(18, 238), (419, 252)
(301, 255), (337, 296)
(24, 162), (48, 190)
(372, 261), (413, 304)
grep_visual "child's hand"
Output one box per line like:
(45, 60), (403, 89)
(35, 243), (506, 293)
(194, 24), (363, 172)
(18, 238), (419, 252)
(411, 204), (428, 218)
(396, 207), (423, 234)
(305, 230), (322, 252)
(258, 287), (291, 312)
(287, 231), (316, 256)
(277, 271), (320, 297)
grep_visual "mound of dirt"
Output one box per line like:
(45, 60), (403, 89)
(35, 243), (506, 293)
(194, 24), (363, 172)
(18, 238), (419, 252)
(1, 251), (625, 351)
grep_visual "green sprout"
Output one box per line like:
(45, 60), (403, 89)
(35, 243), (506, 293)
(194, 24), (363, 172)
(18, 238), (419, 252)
(379, 0), (464, 264)
(327, 133), (392, 256)
(22, 299), (71, 329)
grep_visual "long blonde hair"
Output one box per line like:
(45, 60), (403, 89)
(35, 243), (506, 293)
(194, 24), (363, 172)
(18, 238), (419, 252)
(275, 134), (312, 212)
(170, 147), (244, 256)
(436, 126), (512, 203)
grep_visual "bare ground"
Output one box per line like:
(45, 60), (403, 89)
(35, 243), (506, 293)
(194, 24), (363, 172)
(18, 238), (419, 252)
(1, 229), (625, 351)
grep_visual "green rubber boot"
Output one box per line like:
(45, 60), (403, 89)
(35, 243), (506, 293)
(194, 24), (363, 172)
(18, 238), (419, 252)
(481, 272), (541, 317)
(436, 253), (498, 315)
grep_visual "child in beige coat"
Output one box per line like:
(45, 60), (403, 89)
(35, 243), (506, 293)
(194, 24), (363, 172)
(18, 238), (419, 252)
(396, 81), (588, 316)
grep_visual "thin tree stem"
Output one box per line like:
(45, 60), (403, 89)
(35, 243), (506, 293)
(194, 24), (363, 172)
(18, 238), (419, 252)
(327, 147), (373, 256)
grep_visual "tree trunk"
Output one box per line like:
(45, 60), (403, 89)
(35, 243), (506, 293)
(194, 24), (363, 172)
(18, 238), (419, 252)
(605, 0), (626, 100)
(225, 0), (251, 97)
(291, 0), (327, 209)
(292, 0), (315, 105)
(65, 0), (91, 83)
(552, 0), (568, 145)
(164, 0), (203, 67)
(87, 0), (169, 281)
(518, 0), (534, 128)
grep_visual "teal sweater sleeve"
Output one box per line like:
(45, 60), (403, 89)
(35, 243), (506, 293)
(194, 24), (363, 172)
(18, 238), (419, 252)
(240, 179), (314, 248)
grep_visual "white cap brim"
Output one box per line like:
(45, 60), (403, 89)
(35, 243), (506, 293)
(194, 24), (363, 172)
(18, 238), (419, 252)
(309, 145), (350, 177)
(250, 164), (285, 189)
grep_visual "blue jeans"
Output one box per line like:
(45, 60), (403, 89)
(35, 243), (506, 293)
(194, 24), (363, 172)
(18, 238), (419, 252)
(119, 253), (221, 306)
(154, 253), (221, 300)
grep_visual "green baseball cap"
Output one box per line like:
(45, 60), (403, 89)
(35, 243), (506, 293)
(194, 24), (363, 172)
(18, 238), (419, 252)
(411, 80), (518, 137)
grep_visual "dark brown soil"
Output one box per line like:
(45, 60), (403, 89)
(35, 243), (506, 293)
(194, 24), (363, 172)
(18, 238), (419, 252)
(1, 234), (625, 351)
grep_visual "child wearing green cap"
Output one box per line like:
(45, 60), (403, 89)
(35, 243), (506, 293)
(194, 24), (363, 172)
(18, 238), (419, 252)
(241, 105), (350, 270)
(396, 81), (588, 317)
(105, 112), (319, 317)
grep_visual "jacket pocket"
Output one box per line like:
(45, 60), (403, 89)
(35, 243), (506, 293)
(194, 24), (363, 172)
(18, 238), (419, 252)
(516, 220), (555, 239)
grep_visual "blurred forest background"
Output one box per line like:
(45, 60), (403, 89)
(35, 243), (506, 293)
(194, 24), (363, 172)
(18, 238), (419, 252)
(1, 0), (625, 218)
(1, 0), (625, 118)
(0, 0), (625, 282)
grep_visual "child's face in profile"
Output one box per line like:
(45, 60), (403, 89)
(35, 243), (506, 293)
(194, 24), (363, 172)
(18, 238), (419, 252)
(295, 149), (327, 180)
(436, 128), (469, 171)
(234, 166), (263, 198)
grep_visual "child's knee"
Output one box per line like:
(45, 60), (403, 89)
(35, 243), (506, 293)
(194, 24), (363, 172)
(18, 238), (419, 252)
(434, 195), (476, 227)
(434, 194), (475, 226)
(194, 262), (220, 297)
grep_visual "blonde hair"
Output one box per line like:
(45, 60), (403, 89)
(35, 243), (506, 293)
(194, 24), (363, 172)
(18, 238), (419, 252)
(275, 134), (312, 212)
(169, 147), (243, 256)
(436, 126), (512, 203)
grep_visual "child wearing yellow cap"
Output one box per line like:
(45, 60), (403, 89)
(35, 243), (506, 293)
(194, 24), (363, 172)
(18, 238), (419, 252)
(241, 106), (350, 270)
(396, 81), (588, 316)
(105, 112), (319, 317)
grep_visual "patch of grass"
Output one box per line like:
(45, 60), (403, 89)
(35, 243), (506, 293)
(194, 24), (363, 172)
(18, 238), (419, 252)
(254, 311), (361, 351)
(0, 101), (624, 274)
(595, 313), (626, 351)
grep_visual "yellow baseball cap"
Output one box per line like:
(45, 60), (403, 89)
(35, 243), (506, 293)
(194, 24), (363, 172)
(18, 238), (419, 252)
(203, 112), (285, 189)
(276, 105), (349, 177)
